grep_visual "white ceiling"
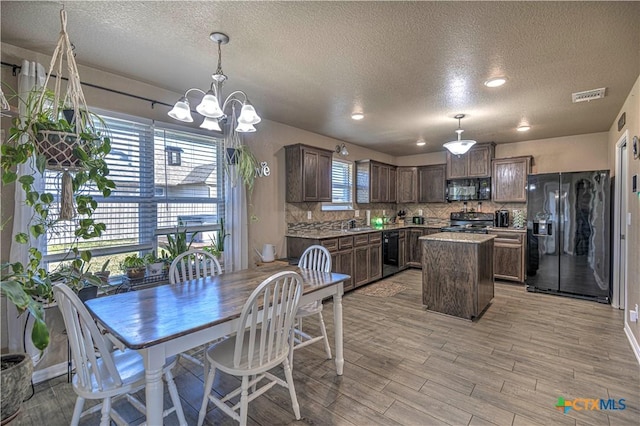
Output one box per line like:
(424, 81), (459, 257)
(2, 1), (639, 156)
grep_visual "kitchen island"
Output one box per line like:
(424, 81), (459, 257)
(420, 232), (495, 320)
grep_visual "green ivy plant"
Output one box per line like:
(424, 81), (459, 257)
(0, 87), (115, 350)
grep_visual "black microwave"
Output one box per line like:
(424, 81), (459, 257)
(446, 178), (491, 202)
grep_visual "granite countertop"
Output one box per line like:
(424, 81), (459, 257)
(420, 232), (496, 244)
(487, 227), (527, 233)
(286, 221), (449, 239)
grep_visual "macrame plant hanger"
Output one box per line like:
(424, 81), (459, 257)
(33, 8), (93, 220)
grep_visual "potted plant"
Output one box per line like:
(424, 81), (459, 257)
(1, 353), (33, 424)
(144, 251), (167, 278)
(48, 249), (107, 302)
(120, 254), (146, 280)
(163, 226), (196, 262)
(225, 144), (258, 193)
(94, 259), (111, 286)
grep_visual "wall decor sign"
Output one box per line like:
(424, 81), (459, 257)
(617, 112), (626, 131)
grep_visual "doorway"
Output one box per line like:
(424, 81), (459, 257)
(612, 131), (628, 310)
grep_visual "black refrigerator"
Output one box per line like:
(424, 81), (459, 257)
(526, 171), (610, 302)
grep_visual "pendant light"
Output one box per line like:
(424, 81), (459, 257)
(168, 32), (261, 133)
(443, 114), (476, 155)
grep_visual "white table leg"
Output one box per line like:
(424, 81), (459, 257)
(144, 347), (165, 425)
(333, 283), (344, 375)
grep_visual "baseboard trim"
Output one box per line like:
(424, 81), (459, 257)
(32, 361), (68, 384)
(624, 322), (640, 365)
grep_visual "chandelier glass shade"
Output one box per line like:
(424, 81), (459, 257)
(443, 114), (476, 155)
(168, 32), (261, 133)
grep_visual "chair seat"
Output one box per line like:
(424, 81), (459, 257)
(73, 350), (178, 399)
(205, 329), (286, 376)
(296, 300), (322, 317)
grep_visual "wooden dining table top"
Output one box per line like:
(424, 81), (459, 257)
(85, 264), (349, 350)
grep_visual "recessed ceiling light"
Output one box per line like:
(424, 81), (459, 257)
(484, 77), (507, 88)
(351, 112), (364, 120)
(416, 138), (426, 146)
(517, 125), (531, 132)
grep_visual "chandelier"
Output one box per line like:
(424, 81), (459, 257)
(443, 114), (476, 155)
(168, 32), (261, 133)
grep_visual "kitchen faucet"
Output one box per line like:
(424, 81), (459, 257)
(341, 218), (357, 231)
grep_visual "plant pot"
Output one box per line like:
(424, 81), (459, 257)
(94, 271), (110, 285)
(126, 267), (145, 280)
(35, 130), (84, 170)
(146, 262), (165, 277)
(226, 148), (238, 165)
(1, 353), (33, 425)
(78, 285), (98, 302)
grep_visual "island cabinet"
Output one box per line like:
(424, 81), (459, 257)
(446, 143), (495, 179)
(491, 156), (532, 203)
(285, 144), (333, 202)
(397, 167), (418, 203)
(418, 164), (447, 203)
(488, 229), (526, 282)
(407, 228), (440, 267)
(421, 232), (495, 320)
(353, 232), (382, 287)
(356, 160), (397, 203)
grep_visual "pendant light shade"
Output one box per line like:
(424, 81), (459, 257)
(196, 90), (224, 118)
(443, 114), (476, 155)
(235, 121), (256, 133)
(168, 97), (193, 122)
(200, 117), (222, 131)
(237, 103), (261, 125)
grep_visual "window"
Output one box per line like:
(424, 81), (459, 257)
(322, 158), (353, 211)
(43, 111), (224, 270)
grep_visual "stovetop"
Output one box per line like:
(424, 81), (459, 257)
(441, 224), (489, 234)
(442, 211), (493, 233)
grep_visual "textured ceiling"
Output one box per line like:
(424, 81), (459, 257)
(1, 1), (639, 156)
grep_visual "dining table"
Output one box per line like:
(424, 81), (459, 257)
(85, 264), (349, 426)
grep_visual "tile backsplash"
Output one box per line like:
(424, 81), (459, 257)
(286, 200), (527, 232)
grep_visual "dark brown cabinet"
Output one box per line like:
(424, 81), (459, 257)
(287, 235), (353, 290)
(398, 230), (407, 269)
(356, 160), (397, 203)
(418, 164), (446, 203)
(446, 143), (495, 179)
(353, 232), (382, 287)
(488, 230), (525, 282)
(396, 167), (417, 203)
(491, 156), (532, 202)
(407, 228), (441, 267)
(285, 144), (333, 202)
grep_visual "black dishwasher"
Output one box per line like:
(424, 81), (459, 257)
(382, 230), (400, 278)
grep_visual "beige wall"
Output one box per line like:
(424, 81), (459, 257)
(608, 74), (640, 354)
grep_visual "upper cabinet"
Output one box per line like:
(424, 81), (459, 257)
(285, 144), (333, 202)
(418, 164), (446, 203)
(446, 143), (495, 179)
(356, 160), (397, 203)
(491, 156), (532, 202)
(397, 167), (418, 203)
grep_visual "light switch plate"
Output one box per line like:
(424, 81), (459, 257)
(307, 211), (312, 220)
(355, 210), (360, 217)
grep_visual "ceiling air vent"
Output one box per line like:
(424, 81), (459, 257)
(572, 87), (606, 103)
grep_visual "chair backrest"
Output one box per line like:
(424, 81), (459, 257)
(53, 283), (122, 393)
(298, 245), (331, 272)
(169, 249), (222, 284)
(234, 271), (303, 370)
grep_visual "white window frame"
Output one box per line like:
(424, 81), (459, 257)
(322, 158), (354, 211)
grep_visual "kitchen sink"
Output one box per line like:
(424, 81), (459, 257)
(345, 227), (374, 232)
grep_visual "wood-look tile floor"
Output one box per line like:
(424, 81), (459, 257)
(12, 269), (640, 425)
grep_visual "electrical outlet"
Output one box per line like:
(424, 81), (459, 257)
(307, 211), (312, 220)
(355, 210), (360, 217)
(418, 209), (423, 216)
(631, 304), (639, 323)
(383, 210), (386, 216)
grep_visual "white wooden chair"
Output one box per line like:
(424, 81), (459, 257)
(169, 249), (223, 369)
(197, 271), (303, 426)
(53, 283), (186, 426)
(293, 245), (332, 360)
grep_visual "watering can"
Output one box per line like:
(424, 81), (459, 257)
(255, 244), (276, 263)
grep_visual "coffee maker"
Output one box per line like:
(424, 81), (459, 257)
(495, 210), (510, 227)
